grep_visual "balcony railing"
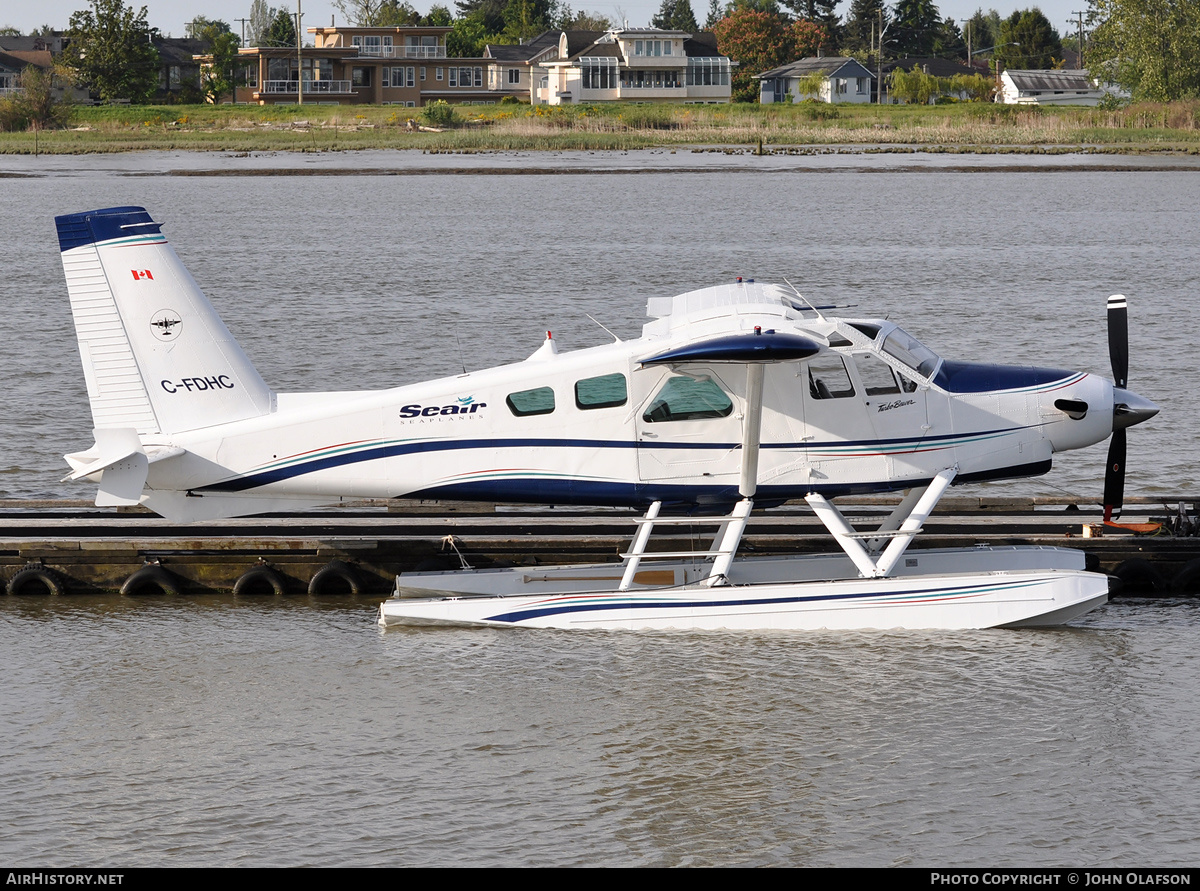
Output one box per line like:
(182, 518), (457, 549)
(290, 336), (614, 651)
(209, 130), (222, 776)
(352, 44), (447, 59)
(260, 80), (354, 95)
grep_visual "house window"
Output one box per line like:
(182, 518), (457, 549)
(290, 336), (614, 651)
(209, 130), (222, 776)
(836, 78), (848, 94)
(449, 68), (457, 86)
(420, 66), (426, 81)
(352, 67), (372, 87)
(581, 58), (618, 89)
(436, 67), (443, 80)
(244, 65), (258, 87)
(643, 377), (733, 423)
(687, 57), (729, 86)
(507, 387), (555, 417)
(856, 77), (867, 94)
(508, 67), (521, 85)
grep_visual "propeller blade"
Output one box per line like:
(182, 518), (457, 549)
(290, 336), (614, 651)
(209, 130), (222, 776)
(1103, 428), (1126, 522)
(1108, 294), (1128, 388)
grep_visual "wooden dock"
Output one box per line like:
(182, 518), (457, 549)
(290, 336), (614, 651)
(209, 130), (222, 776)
(1, 496), (1196, 597)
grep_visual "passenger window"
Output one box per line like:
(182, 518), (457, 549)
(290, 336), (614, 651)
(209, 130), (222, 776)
(853, 354), (900, 396)
(506, 386), (555, 416)
(576, 373), (628, 410)
(807, 355), (856, 400)
(643, 376), (733, 423)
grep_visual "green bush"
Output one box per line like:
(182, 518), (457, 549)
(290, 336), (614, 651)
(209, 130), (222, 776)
(421, 100), (456, 127)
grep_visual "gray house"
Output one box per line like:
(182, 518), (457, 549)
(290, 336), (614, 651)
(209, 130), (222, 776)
(758, 57), (874, 104)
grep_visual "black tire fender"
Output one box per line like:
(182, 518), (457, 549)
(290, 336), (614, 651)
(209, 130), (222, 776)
(121, 564), (184, 596)
(1170, 558), (1200, 596)
(1112, 558), (1163, 597)
(308, 559), (361, 596)
(233, 565), (288, 596)
(7, 564), (67, 596)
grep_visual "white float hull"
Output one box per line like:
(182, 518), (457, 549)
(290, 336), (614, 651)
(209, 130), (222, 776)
(378, 564), (1108, 631)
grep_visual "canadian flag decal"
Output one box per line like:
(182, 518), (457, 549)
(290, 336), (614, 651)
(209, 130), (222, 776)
(132, 269), (153, 281)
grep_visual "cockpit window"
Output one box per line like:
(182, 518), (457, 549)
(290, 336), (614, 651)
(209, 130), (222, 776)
(849, 322), (881, 340)
(882, 327), (941, 378)
(853, 353), (900, 395)
(807, 355), (856, 400)
(643, 376), (733, 423)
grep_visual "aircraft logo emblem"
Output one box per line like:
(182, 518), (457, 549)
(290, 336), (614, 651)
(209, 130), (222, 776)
(150, 309), (183, 341)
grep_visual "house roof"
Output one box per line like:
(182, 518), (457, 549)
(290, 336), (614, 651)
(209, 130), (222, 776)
(0, 35), (63, 54)
(684, 32), (721, 58)
(485, 30), (561, 62)
(1, 49), (53, 71)
(881, 57), (979, 78)
(154, 37), (206, 67)
(758, 57), (872, 80)
(1003, 69), (1095, 91)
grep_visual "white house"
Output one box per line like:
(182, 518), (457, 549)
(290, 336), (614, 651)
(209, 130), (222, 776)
(998, 69), (1111, 106)
(534, 28), (732, 105)
(758, 57), (874, 104)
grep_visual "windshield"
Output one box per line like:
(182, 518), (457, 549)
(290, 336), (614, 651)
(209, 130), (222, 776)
(881, 327), (941, 378)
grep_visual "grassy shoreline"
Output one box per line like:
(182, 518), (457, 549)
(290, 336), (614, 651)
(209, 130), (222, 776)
(3, 100), (1199, 155)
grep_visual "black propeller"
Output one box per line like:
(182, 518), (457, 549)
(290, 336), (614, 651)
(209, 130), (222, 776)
(1104, 294), (1130, 522)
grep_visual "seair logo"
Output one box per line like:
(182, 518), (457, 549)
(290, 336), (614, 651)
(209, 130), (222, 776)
(162, 375), (235, 394)
(399, 396), (486, 419)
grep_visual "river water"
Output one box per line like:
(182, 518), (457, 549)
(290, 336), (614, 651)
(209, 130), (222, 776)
(1, 149), (1199, 866)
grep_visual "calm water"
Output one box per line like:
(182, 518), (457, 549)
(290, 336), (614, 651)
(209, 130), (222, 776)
(1, 150), (1199, 866)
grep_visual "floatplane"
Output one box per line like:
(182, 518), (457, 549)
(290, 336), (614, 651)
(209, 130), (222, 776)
(56, 206), (1158, 631)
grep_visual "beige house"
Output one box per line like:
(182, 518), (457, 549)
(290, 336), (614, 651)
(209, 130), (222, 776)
(533, 28), (731, 105)
(219, 25), (500, 106)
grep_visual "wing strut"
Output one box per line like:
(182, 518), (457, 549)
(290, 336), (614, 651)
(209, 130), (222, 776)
(619, 364), (769, 590)
(805, 466), (958, 578)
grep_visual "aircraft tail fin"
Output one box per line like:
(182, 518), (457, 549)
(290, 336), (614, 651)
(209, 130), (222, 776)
(56, 206), (274, 437)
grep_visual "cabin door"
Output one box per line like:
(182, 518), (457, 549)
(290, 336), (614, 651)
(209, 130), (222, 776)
(633, 365), (744, 483)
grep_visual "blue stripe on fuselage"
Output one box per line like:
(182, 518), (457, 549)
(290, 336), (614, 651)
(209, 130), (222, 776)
(195, 427), (1033, 498)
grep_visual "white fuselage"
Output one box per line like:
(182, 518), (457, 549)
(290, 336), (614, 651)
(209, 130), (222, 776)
(138, 290), (1115, 520)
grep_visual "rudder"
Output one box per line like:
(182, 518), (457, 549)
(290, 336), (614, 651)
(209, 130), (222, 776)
(56, 206), (274, 436)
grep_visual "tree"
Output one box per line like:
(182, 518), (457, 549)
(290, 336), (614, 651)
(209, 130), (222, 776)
(199, 31), (245, 103)
(556, 6), (614, 29)
(455, 0), (508, 34)
(841, 0), (886, 55)
(248, 0), (275, 45)
(1090, 0), (1200, 101)
(704, 0), (724, 29)
(780, 0), (840, 47)
(652, 0), (699, 31)
(503, 0), (557, 40)
(63, 0), (159, 104)
(713, 8), (827, 101)
(0, 65), (72, 131)
(994, 8), (1062, 70)
(261, 6), (297, 47)
(962, 7), (996, 58)
(422, 4), (455, 25)
(890, 0), (943, 57)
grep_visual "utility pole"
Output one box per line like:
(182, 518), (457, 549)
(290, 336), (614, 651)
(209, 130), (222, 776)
(1070, 10), (1086, 68)
(295, 0), (303, 105)
(235, 17), (250, 48)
